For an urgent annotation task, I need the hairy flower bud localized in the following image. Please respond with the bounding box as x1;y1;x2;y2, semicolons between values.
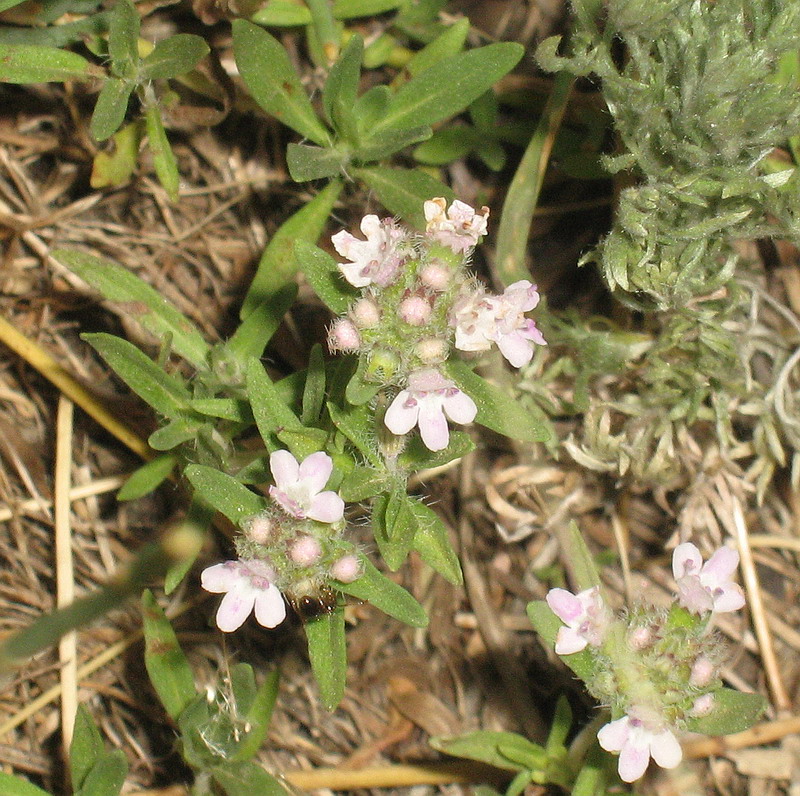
351;297;381;328
328;318;361;352
690;656;716;687
628;626;653;650
691;694;715;716
246;514;274;545
398;295;432;326
415;337;449;364
330;554;361;583
289;535;323;566
419;262;451;291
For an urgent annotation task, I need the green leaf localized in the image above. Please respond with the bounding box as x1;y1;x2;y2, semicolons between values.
184;464;268;525
70;705;104;790
212;761;290;795
251;0;313;26
353;84;390;135
148;418;201;450
189;398;251;422
686;688;767;736
444;359;553;443
398;429;474;470
118;454;177;500
54;249;210;369
164;499;214;595
430;731;538;772
403;17;469;78
322;34;362;141
326;400;381;467
338;465;390;501
0;772;52;796
233;20;331;146
91;120;143;188
107;0;139;75
90;77;135;141
230;668;280;761
142;590;197;720
354;125;432;162
373;42;524;133
409;500;462;585
242;180;343;317
74;750;127;796
140;34;209;79
82;332;190;418
0;43;95;82
345;356;381;405
332;0;403;18
294;240;357;314
337;554;428;627
286;143;345;181
227;283;298;364
304;604;347;710
413;126;475;165
526;601;595;681
301;344;326;424
0;0;29;12
562;520;602;592
379;487;416;568
355;166;453;229
144;104;180;202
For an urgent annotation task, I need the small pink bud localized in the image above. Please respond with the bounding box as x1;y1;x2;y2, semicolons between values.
330;554;361;583
691;694;715;716
415;337;449;364
289;535;323;566
419;262;451;291
247;515;274;545
328;319;361;352
628;626;652;650
690;657;716;687
398;295;432;326
351;297;381;328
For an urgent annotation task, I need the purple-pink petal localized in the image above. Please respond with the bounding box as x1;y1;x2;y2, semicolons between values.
618;737;650;783
442;390;477;425
554;627;588;655
672;542;702;579
418;398;449;451
497;332;534;368
546;588;583;623
216;587;256;632
385;391;419;435
270;449;299;489
253;586;286;628
650;729;682;769
298;450;334;494
308;491;345;523
712;585;746;613
597;717;629;752
702;546;740;582
201;562;241;593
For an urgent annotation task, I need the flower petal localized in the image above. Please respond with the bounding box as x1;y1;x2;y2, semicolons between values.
618;738;651;782
298;451;334;494
649;729;682;770
712;584;746;613
497;332;534;368
442;390;477;425
597;717;630;753
554;627;588;655
417;396;449;451
546;588;583;623
702;546;740;582
201;562;241;593
253;585;287;629
215;586;255;632
308;491;345;523
384;391;419;436
672;542;702;579
270;450;299;490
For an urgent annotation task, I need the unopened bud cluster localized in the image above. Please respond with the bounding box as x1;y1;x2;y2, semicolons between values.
329;198;546;451
546;543;746;782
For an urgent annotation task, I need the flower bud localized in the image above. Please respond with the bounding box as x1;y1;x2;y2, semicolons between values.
628;626;653;650
415;337;449;364
398;295;432;326
351;297;381;328
247;514;274;545
691;693;715;716
330;554;361;583
328;319;361;352
365;349;400;382
419;262;451;291
690;656;716;687
289;535;322;566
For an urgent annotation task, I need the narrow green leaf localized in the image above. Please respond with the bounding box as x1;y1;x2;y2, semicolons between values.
242;180;342;317
345;356;381;405
0;0;29;12
304;604;347;710
374;43;524;133
142;590;197;721
227;283;298;364
353;84;390;136
545;696;572;754
70;705;104;791
164;499;214;595
409;500;462;585
326;400;380;467
286;143;345;182
444;359;553;443
74;750;127;796
82;332;190;418
118;454;177;500
384;487;416;555
0;43;95;82
107;0;139;74
686;688;767;736
413;126;475;165
54;249;210;369
233;20;331;146
90;77;135;141
322;34;362;140
336;554;428;627
212;761;290;795
354;125;432;163
91;119;143;187
355;166;453;229
140;34;209;79
294;239;357;314
497;735;549;769
0;773;51;796
148;418;201;450
189;398;251;422
430;731;535;772
398;430;474;470
338;465;390;501
145;104;180;201
332;0;403;18
246;358;306;454
403;17;469;78
562;520;602;592
184;464;268;525
301;344;326;424
230;668;280;761
251;0;313;26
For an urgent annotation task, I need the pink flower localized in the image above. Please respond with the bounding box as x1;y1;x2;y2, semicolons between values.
672;543;745;615
597;713;682;782
332;215;404;288
453;281;546;368
201;559;286;632
269;450;344;523
545;586;609;654
423;197;489;254
384;368;477;451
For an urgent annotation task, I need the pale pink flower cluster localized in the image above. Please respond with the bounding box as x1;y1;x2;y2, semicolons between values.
453;280;546;368
545;586;609;654
423;197;489;253
672;542;745;615
268;450;344;523
384;368;477;452
332;215;405;288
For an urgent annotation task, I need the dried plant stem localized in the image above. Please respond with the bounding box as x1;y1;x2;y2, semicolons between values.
55;396;77;755
732;499;791;712
0;316;151;461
